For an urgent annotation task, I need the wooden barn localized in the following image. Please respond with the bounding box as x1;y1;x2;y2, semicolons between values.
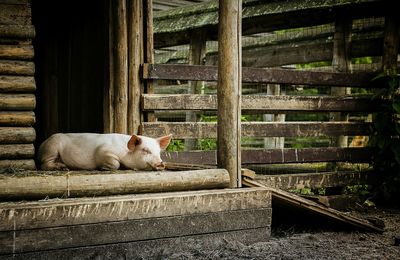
0;0;397;257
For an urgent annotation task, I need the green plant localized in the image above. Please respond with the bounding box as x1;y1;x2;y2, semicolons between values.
198;138;217;150
166;139;184;152
369;72;400;204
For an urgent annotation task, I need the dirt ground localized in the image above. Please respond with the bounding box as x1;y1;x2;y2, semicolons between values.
154;207;400;260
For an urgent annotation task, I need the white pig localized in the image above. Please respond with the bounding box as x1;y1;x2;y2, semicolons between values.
38;133;172;171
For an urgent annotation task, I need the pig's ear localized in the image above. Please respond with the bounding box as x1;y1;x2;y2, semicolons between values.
127;135;142;150
158;134;172;150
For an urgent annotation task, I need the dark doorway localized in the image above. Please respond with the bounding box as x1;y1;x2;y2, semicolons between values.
32;0;108;144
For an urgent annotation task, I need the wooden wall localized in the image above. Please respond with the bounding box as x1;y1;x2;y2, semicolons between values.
32;0;107;144
0;0;36;170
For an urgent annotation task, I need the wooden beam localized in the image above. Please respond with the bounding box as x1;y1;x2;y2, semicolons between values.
0;45;33;60
0;111;35;126
161;147;373;165
0;93;35;110
0;169;230;200
142;63;375;87
142;121;372;139
0;76;35;92
0;159;35;170
255;171;378;190
0;188;271;231
382;14;400;73
0;60;34;75
142;94;387;112
0;24;35;38
0;144;34;159
0;127;35;143
112;0;128;133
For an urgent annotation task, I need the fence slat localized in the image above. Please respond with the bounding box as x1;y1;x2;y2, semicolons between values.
142;122;372;139
142;64;375;87
161;147;373;165
142;94;386;112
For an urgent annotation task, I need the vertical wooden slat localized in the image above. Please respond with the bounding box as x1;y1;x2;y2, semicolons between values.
217;0;242;188
104;0;114;133
143;0;156;124
382;15;399;74
112;0;128;134
127;0;143;135
331;17;352;148
185;29;207;151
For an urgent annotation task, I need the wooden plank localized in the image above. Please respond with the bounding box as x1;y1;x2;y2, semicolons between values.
0;93;35;110
0;111;35;126
382;15;399;73
161;147;373;165
0;159;35;170
142;64;374;87
0;45;33;60
0;188;271;231
112;0;128;133
0;144;34;159
0;75;35;92
0;25;35;38
142;94;387;112
0;169;230;200
0;60;34;75
255;171;378;190
0;3;31;25
142;122;372;138
0;127;35;143
243;179;383;233
7;227;270;259
0;208;271;255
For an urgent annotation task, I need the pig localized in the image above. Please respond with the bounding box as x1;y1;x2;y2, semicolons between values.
38;133;172;171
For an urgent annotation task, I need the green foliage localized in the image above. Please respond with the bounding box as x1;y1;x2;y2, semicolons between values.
288;187;325;196
198;138;217;150
369;73;400;204
166;139;184;152
344;185;372;197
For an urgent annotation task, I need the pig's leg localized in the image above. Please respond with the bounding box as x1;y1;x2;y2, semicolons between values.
95;145;121;170
40;151;69;170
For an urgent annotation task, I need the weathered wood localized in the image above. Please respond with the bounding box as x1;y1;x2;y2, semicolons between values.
0;2;31;25
153;0;384;48
0;188;271;231
255;171;378;190
0;75;35;92
0;111;35;126
112;0;128;133
382;14;400;73
0;25;35;38
0;45;33;60
0;169;230;200
127;0;143;134
0;93;35;110
0;208;271;255
215;0;242;187
0;159;35;170
0;60;34;75
6;227;270;259
243;179;383;233
142;64;375;87
161;147;373;165
0;144;34;159
142;122;372;139
142;94;387;112
104;0;114;133
0;127;35;143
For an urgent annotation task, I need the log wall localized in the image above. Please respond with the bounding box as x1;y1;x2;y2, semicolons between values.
0;0;36;170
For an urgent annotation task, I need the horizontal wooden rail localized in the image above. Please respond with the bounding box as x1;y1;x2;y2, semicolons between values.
0;127;35;144
0;75;36;92
0;45;34;60
161;147;373;165
0;111;35;126
0;144;34;159
0;60;34;75
142;94;386;112
142;122;372;139
142;63;375;87
0;24;35;39
0;93;35;110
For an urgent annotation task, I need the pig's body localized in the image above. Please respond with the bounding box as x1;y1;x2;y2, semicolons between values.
38;133;171;171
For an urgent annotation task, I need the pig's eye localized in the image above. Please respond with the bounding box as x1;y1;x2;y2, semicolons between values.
142;148;151;154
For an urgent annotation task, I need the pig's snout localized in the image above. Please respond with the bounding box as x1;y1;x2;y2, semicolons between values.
154;161;165;171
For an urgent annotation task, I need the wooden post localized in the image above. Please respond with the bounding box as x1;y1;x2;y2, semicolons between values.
331;17;352;148
185;29;207;151
217;0;242;188
112;0;128;134
127;0;143;135
143;0;156;125
104;0;114;133
382;15;399;74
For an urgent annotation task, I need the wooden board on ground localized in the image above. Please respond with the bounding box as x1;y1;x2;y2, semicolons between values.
242;176;383;233
0;188;272;256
